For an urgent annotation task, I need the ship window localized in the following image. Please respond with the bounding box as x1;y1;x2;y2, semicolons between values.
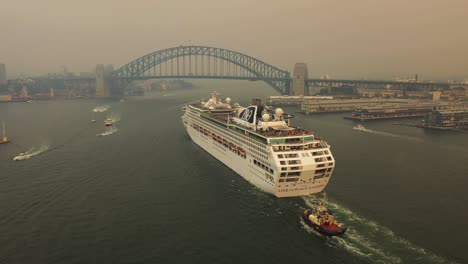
324;150;329;154
317;164;325;168
314;175;324;180
281;167;287;171
327;168;333;172
328;163;333;166
280;161;286;165
279;179;285;182
280;173;287;177
315;169;327;174
287;172;301;177
327;156;332;161
286;178;298;182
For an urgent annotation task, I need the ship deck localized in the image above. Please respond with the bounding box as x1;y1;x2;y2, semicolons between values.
190;105;316;143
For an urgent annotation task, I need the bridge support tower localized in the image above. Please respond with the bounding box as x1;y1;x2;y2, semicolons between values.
292;63;308;95
96;64;114;97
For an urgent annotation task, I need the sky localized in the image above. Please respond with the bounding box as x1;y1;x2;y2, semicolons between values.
1;0;467;80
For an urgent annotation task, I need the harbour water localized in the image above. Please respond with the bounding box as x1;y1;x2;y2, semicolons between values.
0;81;467;264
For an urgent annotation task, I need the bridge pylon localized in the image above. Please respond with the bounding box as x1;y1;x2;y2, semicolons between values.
96;64;114;97
292;63;308;95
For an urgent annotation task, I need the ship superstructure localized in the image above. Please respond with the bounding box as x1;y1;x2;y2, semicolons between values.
182;92;336;197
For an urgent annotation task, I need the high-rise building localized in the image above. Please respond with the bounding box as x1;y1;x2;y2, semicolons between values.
0;63;6;86
292;63;308;95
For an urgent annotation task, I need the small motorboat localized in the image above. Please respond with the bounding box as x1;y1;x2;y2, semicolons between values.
353;124;366;131
13;152;29;161
104;118;113;126
302;203;347;237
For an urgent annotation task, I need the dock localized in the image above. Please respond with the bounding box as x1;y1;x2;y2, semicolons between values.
301;98;414;114
344;104;438;121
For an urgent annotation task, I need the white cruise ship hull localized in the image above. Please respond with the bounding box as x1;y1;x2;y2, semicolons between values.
182;106;335;198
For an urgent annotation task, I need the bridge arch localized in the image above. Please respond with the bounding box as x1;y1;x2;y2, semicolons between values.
112;46;291;94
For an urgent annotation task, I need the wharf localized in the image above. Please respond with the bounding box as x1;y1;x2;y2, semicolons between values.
301;98;415;114
343;102;453;121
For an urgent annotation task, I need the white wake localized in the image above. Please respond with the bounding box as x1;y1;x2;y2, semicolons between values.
14;143;50;161
302;195;456;264
96;126;118;137
354;127;423;142
107;112;121;123
92;105;111;113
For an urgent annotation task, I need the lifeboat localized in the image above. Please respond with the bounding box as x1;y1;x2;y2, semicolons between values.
302;204;346;237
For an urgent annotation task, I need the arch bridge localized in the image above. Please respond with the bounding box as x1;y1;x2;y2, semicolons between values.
111;46;291;94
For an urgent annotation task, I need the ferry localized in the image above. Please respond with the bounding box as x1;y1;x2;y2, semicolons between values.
104;118;113;126
182;92;336;198
0;121;9;144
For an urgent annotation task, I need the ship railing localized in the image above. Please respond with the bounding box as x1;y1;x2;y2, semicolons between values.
271;143;329;152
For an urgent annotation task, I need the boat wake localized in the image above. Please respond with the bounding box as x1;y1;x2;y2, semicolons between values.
93;105;111;113
14;143;50;161
355;127;423;142
97;126;118;137
107;112;121;123
302;195;456;264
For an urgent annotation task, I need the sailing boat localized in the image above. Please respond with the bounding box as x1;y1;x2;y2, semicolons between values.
0;121;9;144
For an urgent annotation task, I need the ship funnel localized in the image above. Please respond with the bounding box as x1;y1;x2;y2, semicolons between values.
251;98;262;106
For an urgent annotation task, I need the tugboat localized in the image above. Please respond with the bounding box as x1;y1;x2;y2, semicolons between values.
302;199;347;236
353;124;366;131
0;121;9;144
104;118;113;126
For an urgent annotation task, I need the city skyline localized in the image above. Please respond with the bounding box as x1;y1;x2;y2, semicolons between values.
1;0;467;80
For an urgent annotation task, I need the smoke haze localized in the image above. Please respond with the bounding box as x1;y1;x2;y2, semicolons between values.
1;0;467;80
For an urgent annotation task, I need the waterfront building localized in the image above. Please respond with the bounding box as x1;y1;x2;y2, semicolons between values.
301;98;409;114
267;95;333;106
421;107;468;130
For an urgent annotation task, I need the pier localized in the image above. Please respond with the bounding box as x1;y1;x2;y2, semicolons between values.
344;103;444;121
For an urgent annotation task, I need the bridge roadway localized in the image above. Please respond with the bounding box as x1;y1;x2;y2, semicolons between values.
5;45;467;95
116;76;465;90
9;76;467;95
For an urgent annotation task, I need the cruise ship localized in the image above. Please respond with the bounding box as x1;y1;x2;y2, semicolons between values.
182;92;336;198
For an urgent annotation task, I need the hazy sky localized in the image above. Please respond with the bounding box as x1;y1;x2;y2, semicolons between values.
1;0;467;80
